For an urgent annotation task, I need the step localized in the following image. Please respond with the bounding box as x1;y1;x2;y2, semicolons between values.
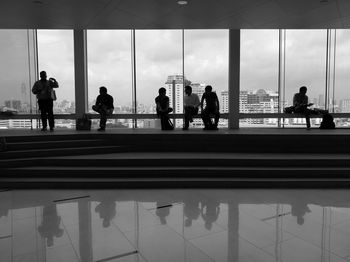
0;146;126;159
6;139;109;151
2;153;350;168
3;166;350;177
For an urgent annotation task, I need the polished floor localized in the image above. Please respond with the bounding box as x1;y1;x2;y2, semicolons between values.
1;189;350;262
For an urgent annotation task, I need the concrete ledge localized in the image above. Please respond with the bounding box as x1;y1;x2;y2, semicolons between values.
1;112;350;120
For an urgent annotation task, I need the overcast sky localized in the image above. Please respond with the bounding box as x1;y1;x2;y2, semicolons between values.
1;29;350;108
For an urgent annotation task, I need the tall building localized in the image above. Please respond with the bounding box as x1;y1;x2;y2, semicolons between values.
165;75;191;114
340;99;350;113
4;100;21;111
221;90;228;113
318;94;325;108
165;75;191;126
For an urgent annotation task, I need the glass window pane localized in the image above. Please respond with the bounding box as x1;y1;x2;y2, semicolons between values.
37;30;75;117
87;30;133;129
240;30;279;127
135;30;182;128
0;30;36;122
283;30;327;128
334;30;350;116
184;30;229;129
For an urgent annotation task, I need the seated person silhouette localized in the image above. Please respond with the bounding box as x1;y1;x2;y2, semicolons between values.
201;85;220;130
92;86;114;131
183;85;200;130
155;87;174;130
293;86;319;130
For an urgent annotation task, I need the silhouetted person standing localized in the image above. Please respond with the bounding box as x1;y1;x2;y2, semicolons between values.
32;71;59;131
201;85;220;130
92;86;114;131
183;85;200;130
155;87;173;130
293;86;316;130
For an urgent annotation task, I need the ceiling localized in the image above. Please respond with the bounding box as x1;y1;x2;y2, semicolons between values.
1;0;350;29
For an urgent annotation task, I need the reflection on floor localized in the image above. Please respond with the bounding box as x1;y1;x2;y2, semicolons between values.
1;189;350;262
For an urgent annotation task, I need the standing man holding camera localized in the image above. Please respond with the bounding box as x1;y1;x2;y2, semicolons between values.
32;71;59;132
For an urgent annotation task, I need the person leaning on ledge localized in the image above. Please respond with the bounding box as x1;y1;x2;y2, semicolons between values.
183;85;200;130
92;86;114;131
201;85;220;130
155;87;174;130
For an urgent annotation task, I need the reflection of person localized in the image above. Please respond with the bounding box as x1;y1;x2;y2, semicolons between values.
201;200;220;230
0;198;10;218
155;202;171;225
291;201;311;225
92;86;114;131
183;85;200;130
38;205;64;247
184;198;200;227
95;200;117;228
32;71;59;131
155;87;174;130
201;85;220;130
293;86;318;130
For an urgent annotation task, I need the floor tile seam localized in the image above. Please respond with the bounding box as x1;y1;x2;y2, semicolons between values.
276;228;350;259
60;218;83;262
236;233;278;259
188;230;274;261
107;200;152;261
11;242;81;262
168;222;228;241
235;226;295;249
258;235;299;250
125;219;215;262
331;218;350;228
108;222;149;262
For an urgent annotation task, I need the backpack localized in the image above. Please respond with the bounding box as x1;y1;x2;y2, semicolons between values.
319;113;335;129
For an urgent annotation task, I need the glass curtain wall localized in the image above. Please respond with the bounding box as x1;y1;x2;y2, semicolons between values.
37;30;75;114
87;30;133;129
37;30;75;129
135;30;182;128
184;30;229;128
283;30;327;128
5;29;350;129
0;30;37;129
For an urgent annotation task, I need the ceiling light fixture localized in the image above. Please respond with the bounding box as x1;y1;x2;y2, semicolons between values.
177;0;188;5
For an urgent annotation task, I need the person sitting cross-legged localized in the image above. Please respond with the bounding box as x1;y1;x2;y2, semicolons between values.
293;86;321;130
92;86;114;131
